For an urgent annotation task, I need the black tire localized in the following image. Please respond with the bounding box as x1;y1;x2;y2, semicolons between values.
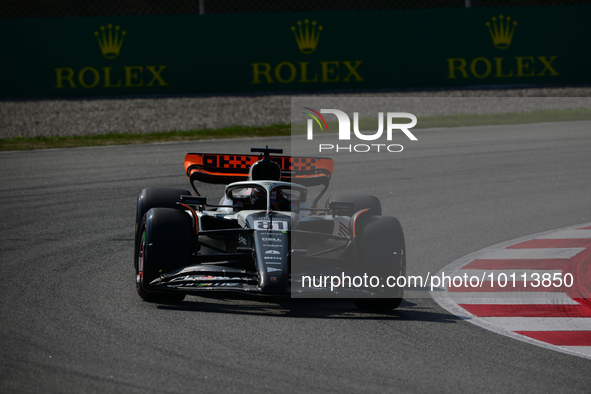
135;187;192;235
135;207;194;303
352;215;405;311
327;194;382;216
134;187;192;265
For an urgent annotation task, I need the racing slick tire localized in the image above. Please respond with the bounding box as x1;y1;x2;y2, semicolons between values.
135;187;192;235
135;187;192;263
327;194;382;216
352;215;405;311
135;207;194;303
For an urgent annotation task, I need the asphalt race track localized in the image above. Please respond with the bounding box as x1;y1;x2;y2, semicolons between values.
1;121;590;393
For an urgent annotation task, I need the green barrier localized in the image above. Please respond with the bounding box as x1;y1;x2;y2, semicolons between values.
1;6;589;98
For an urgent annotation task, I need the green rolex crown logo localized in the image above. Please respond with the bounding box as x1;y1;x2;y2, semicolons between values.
291;20;323;54
94;24;126;59
486;15;517;50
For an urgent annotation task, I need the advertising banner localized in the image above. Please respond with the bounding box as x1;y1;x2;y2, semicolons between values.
1;6;589;98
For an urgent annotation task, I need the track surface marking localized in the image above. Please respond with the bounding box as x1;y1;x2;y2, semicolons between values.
433;223;591;359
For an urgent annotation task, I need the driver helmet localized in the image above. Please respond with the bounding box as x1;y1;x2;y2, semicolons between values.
270;189;292;211
249;188;267;210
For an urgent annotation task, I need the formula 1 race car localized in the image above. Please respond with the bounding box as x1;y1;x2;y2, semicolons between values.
134;147;406;310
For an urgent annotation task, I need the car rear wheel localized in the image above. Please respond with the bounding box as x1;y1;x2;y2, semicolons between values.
352;215;405;311
135;207;194;303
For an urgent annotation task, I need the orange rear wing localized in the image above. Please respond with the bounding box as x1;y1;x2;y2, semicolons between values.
184;153;334;190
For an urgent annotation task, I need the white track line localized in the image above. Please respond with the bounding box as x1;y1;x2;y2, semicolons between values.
475;248;584;260
538;229;591;239
562;346;591;356
447;292;578;305
481;317;591;331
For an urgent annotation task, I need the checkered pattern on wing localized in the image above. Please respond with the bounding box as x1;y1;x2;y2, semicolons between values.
292;157;317;171
228;156;253;169
222;155;254;169
283;157;294;171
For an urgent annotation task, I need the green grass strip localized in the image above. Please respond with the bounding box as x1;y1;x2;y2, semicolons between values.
0;124;291;151
1;108;590;151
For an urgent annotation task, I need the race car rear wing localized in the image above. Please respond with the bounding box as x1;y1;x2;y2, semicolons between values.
184;153;334;191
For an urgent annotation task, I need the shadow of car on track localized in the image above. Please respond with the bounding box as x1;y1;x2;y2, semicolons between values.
152;297;462;323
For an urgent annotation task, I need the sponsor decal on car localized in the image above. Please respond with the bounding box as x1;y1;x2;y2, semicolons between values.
265;250;281;255
170;282;240;287
168;275;242;283
254;220;288;230
338;222;349;237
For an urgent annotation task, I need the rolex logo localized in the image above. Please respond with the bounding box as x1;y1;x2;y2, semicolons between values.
486;15;517;50
291;20;323;54
94;24;126;59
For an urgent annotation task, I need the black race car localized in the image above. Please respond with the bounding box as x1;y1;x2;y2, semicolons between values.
134;147;406;310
